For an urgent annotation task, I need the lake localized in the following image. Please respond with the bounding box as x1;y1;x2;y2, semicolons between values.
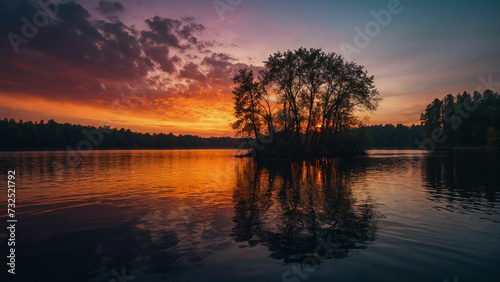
0;149;499;281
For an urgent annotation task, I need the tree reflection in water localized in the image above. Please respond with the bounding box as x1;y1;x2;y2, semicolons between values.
422;151;500;215
232;158;377;264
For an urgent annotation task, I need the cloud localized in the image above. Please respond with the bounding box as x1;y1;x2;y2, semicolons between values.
0;1;255;136
143;45;179;73
179;22;205;39
179;62;207;82
2;2;151;83
201;52;256;88
95;0;124;15
141;16;183;48
0;2;217;97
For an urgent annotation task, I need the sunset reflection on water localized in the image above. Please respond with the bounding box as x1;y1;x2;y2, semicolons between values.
0;149;498;281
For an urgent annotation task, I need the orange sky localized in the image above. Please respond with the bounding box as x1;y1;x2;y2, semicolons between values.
1;0;498;137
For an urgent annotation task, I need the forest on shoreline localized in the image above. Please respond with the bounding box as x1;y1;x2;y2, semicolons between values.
0;117;422;151
1;92;498;152
0;118;240;150
3;46;497;153
228;48;499;158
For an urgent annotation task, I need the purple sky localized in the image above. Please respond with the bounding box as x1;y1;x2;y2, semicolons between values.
1;0;499;136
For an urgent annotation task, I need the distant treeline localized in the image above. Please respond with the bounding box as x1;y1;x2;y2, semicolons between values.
1;89;498;151
356;90;500;149
0;117;422;151
0;118;241;150
419;90;500;148
356;124;423;148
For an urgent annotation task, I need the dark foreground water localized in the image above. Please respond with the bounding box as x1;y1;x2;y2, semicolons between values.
0;149;499;282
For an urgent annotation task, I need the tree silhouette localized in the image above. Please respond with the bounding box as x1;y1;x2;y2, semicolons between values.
231;48;381;158
419;90;500;148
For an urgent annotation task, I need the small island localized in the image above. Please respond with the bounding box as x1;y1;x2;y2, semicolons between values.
231;48;381;159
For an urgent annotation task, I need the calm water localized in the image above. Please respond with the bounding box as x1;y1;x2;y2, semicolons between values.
0;149;499;281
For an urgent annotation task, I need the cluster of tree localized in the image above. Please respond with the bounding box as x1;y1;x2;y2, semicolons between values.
0;118;240;150
419;90;500;148
231;48;381;158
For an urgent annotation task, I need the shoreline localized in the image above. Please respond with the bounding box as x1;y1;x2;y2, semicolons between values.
367;147;500;151
0;147;239;152
2;147;498;153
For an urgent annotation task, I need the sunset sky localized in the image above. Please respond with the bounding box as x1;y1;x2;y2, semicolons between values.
1;0;499;137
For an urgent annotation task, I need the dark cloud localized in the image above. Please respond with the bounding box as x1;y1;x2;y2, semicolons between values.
0;0;254;119
1;1;150;86
180;16;194;23
139;16;207;73
179;62;206;82
140;16;208;51
141;16;183;48
194;39;223;52
201;53;259;89
96;0;124;14
179;22;205;39
143;45;179;73
202;53;236;69
0;1;214;100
